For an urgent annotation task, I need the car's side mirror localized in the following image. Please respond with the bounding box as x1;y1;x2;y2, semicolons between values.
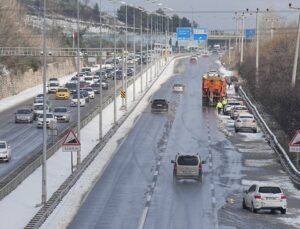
171;160;175;163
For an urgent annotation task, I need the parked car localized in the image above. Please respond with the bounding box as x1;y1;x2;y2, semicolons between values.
70;94;86;107
83;87;95;99
55;88;70;100
171;154;205;182
47;82;59;94
37;113;57;129
224;99;243;115
172;83;185;93
15;108;34;123
53;106;70;122
0;141;11;162
243;183;287;214
234;112;258;133
230;105;248;119
151;99;169;112
80;90;90;103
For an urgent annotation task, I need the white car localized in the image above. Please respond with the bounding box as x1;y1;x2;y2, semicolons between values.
70;94;86;107
230;105;248;119
48;77;59;86
224;99;243;115
84;76;94;85
33;103;50;119
0;141;11;162
243;183;287;214
172;84;184;93
234;112;258;133
37;113;57;129
47;82;59;94
83;87;95;99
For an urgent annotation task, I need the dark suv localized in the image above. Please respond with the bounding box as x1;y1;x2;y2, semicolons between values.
151;99;169;112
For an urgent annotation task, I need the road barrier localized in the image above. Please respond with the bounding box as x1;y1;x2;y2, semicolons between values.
239;87;300;185
24;54;183;228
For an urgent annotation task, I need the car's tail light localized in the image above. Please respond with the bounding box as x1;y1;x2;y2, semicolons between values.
252;120;256;123
254;194;261;199
281;194;287;200
199;164;202;171
237;119;241;122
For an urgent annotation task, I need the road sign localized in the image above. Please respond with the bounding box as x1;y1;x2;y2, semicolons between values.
289;130;300;152
120;90;126;98
245;29;256;40
62;129;81;152
176;28;191;40
193;28;208;41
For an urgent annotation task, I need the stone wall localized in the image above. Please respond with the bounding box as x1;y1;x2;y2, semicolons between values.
0;58;76;99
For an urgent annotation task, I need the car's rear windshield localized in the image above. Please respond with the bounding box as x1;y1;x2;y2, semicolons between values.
240;115;253;119
57;89;68;92
49;83;59;86
174;84;183;87
34;105;43;110
177;156;199;166
17;109;31;114
54;108;67;113
0;143;6;148
228;101;240;105
84;77;93;80
259;186;281;194
153;99;167;104
46;114;54;118
235;107;247;110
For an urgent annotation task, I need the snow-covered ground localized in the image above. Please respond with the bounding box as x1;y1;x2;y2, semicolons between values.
0;57;178;228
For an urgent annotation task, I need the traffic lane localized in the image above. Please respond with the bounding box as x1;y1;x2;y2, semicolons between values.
144;59;221;229
216;112;300;228
0;79;121;179
69;59;184;229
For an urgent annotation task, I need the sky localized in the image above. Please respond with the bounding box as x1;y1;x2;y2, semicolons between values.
90;0;299;31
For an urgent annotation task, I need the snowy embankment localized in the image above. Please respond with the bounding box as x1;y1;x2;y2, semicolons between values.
0;57;181;228
0;65;99;113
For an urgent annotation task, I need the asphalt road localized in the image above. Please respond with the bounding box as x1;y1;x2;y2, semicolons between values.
69;56;300;229
0;62;143;180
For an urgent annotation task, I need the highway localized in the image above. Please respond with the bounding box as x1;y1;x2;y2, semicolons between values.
0;63;142;181
68;56;300;229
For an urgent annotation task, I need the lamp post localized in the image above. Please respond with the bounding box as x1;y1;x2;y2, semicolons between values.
289;3;300;88
99;0;103;140
41;0;47;205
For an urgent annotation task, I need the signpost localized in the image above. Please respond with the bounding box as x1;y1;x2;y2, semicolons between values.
192;28;208;41
62;129;81;173
245;29;256;40
176;28;191;40
289;130;300;168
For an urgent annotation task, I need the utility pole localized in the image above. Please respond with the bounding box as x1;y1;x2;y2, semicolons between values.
240;12;245;63
113;1;117;124
41;0;47;205
125;2;128;109
133;6;136;101
140;7;143;93
99;0;103;141
255;8;260;86
289;3;300;88
76;0;81;166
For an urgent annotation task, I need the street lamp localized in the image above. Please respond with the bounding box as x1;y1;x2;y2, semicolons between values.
289;3;300;88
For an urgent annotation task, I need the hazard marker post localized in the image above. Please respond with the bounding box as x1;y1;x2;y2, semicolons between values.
289;130;300;168
62;129;81;173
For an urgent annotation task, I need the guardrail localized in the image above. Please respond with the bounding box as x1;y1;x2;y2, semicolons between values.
239;87;300;185
0;57;165;201
25;55;183;228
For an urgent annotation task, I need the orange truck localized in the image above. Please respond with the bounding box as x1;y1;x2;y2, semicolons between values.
202;71;227;106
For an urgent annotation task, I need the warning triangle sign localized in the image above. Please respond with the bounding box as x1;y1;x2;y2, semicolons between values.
63;129;81;146
289;130;300;146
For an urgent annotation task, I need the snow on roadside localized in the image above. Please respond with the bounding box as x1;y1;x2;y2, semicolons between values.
40;57;181;229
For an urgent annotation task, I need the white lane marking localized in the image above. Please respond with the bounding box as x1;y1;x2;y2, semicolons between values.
137;207;149;229
147;195;152;202
154;170;159;176
212;197;216;205
157;161;161;166
211;184;215;191
151;182;155;189
209;162;213;168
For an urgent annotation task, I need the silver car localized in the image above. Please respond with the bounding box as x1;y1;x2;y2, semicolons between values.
0;141;11;162
171;154;205;182
15;108;34;123
53;107;70;122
